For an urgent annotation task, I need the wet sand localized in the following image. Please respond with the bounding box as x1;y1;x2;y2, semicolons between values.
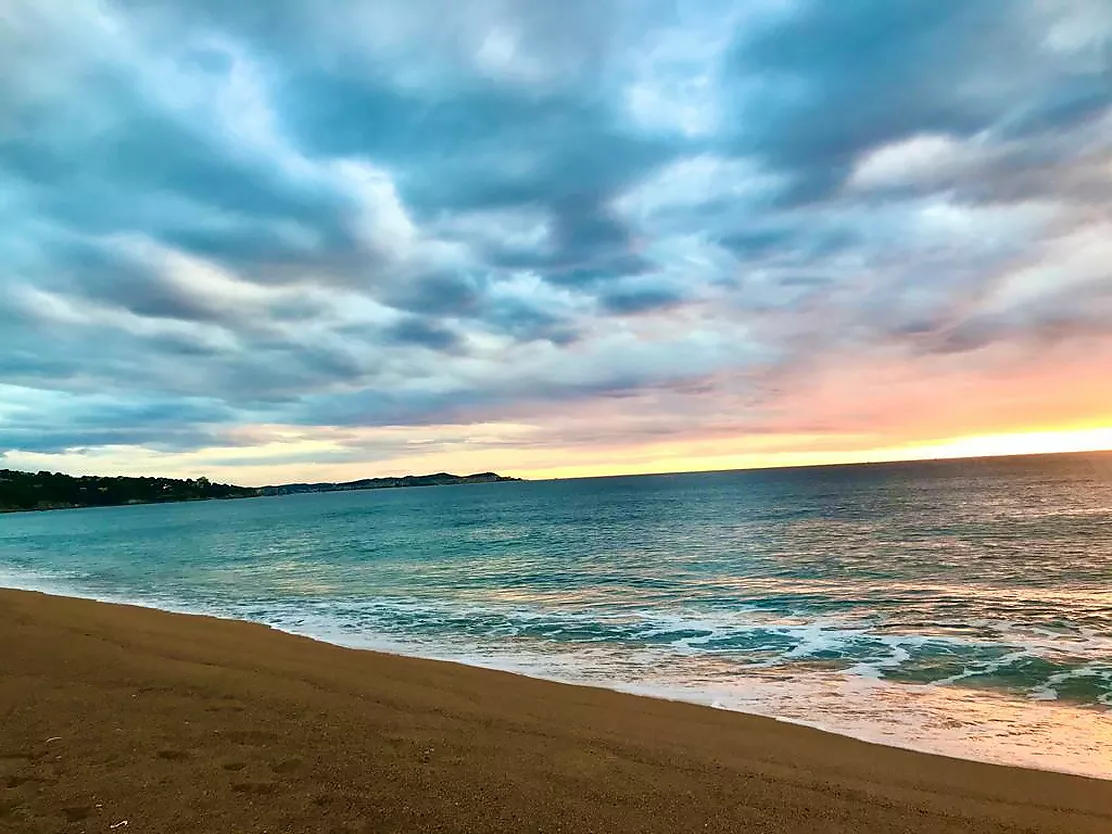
1;589;1109;833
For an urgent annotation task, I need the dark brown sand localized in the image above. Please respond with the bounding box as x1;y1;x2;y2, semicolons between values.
1;590;1109;833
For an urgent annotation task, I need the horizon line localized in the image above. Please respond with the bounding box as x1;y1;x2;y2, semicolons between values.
9;443;1110;489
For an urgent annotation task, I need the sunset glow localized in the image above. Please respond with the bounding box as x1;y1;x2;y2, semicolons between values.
2;1;1110;483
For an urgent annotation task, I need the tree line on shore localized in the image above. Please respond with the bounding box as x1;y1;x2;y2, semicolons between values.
0;469;255;511
0;468;520;512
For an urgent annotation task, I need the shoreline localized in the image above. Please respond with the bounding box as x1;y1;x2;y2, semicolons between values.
0;478;521;515
0;471;521;515
1;588;1110;833
3;581;1109;783
0;494;260;515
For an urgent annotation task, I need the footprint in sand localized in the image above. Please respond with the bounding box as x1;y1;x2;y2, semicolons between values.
0;751;37;761
223;730;280;745
62;805;92;822
270;757;302;774
0;796;23;820
231;781;279;795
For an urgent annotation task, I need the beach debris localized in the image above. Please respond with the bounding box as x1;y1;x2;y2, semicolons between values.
109;821;129;829
45;736;62;743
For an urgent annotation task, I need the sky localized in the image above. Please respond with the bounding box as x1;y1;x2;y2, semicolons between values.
1;0;1111;484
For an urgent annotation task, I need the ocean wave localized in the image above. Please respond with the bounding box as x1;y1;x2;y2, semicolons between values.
2;460;1110;779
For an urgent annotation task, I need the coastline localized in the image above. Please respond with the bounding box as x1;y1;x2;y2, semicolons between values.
0;469;519;514
1;589;1109;833
0;494;259;515
6;576;1108;782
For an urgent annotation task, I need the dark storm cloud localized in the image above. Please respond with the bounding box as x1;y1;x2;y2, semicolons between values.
383;271;485;317
3;74;350;245
599;286;687;316
481;300;581;346
383;316;463;352
0;396;235;454
1;0;1110;459
727;0;1111;201
41;238;228;325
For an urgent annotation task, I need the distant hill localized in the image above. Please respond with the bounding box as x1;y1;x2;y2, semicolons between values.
0;469;254;512
0;468;521;512
258;471;520;496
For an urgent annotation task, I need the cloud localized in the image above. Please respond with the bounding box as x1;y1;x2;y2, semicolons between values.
1;0;1110;475
598;283;688;316
383;316;464;351
727;0;1112;194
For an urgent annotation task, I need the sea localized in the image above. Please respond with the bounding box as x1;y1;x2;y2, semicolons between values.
2;452;1111;779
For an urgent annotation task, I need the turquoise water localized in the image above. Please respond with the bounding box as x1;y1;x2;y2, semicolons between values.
3;453;1111;777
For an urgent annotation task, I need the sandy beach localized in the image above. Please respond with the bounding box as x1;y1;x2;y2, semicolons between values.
0;589;1109;833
